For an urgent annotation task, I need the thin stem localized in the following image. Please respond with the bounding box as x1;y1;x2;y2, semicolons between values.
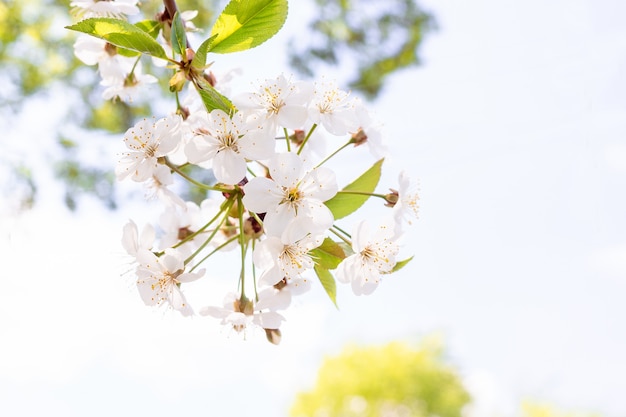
164;159;230;192
252;238;259;302
297;124;317;155
315;138;354;169
331;224;352;241
188;233;240;273
284;127;291;152
184;197;235;266
237;193;247;299
336;190;388;199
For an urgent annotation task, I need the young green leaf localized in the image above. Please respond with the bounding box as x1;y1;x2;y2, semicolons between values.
314;265;338;308
170;11;187;56
310;238;346;270
325;159;384;219
194;76;234;113
66;18;167;59
389;256;414;273
208;0;288;54
134;20;161;39
191;34;218;69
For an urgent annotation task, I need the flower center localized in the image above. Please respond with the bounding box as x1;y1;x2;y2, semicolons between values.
219;133;239;153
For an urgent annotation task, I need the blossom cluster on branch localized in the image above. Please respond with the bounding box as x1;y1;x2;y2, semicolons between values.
67;0;419;344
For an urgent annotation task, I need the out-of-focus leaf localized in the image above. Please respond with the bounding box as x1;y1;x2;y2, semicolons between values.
208;0;288;53
66;18;167;59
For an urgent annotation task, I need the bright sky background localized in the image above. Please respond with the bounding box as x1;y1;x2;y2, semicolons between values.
2;0;626;416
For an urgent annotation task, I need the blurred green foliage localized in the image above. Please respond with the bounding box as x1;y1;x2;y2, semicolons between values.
290;338;606;417
0;0;433;211
289;0;434;98
290;338;470;417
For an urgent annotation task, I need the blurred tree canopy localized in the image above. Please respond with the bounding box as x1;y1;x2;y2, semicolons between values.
290;338;471;417
0;0;434;211
290;338;605;417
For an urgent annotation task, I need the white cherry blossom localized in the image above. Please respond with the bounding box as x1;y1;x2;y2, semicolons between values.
101;63;158;102
242;152;338;234
185;109;274;185
144;164;186;208
308;80;360;135
352;103;388;159
392;171;420;230
116;115;182;182
232;74;312;133
336;220;400;295
121;220;155;258
253;217;324;287
200;292;284;334
135;249;205;316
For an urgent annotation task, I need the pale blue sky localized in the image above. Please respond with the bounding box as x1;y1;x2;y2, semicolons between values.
1;0;625;416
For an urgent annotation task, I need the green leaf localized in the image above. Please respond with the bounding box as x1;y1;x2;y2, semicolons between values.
310;238;346;270
208;0;288;54
170;11;187;56
134;20;161;39
66;18;167;59
191;34;218;69
390;256;414;273
325;159;384;219
314;265;338;308
194;76;234;113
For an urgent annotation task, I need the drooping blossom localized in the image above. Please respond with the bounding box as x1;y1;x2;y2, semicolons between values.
200;292;284;336
101;62;158;102
135;248;205;316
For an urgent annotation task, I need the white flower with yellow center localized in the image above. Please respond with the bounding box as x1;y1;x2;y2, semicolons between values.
308;80;360;135
135;249;205;316
185;109;274;185
336;220;400;295
233;74;312;133
253;217;324;287
242;152;337;234
116;115;182;182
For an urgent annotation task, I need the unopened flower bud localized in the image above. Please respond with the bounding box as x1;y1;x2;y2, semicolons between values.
264;328;281;345
169;71;187;92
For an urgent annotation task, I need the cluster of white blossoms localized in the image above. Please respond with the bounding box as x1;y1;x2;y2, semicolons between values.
69;0;420;344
